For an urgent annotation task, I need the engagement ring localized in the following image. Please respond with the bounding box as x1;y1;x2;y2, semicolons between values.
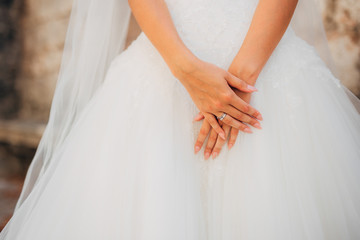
218;113;227;121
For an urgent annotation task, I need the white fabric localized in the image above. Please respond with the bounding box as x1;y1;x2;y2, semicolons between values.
1;0;360;239
13;0;131;209
291;0;337;73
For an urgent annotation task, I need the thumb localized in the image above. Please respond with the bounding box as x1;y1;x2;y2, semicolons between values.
226;73;258;93
193;112;205;122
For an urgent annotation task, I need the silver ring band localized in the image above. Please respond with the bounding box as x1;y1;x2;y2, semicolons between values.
217;112;227;121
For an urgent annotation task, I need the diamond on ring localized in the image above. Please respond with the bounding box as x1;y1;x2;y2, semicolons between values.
218;113;227;121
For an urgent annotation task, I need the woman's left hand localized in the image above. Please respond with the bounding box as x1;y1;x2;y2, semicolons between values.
194;91;253;159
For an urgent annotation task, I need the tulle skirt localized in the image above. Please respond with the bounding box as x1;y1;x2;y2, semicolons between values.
1;30;360;239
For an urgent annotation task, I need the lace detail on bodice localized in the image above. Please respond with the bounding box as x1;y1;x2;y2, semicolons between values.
163;0;259;68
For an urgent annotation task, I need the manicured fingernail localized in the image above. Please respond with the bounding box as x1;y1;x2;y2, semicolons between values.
257;113;263;121
247;85;258;91
195;146;200;153
205;152;210;160
244;127;253;133
220;132;226;140
228;143;234;149
212;152;218;159
254;123;262;129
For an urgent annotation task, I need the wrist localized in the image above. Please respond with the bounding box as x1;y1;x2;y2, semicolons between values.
228;60;261;86
167;49;201;80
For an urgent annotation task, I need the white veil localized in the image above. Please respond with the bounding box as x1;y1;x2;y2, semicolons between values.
14;0;131;209
291;0;360;112
13;0;359;212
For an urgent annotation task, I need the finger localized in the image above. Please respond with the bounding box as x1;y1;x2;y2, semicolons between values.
194;120;211;154
204;128;219;160
230;95;263;121
228;127;239;149
225;73;258;93
220;113;252;133
193;112;205;122
224;106;262;129
203;113;226;140
211;124;231;159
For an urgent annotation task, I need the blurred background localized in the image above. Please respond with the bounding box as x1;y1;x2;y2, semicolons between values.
0;0;359;231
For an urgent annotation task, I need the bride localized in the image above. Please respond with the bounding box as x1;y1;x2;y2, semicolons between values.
1;0;360;239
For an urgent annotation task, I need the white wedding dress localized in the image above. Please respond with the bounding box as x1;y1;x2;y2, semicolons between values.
1;0;360;239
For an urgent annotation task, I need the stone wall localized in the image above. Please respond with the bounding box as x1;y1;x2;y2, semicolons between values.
17;0;73;122
0;0;23;119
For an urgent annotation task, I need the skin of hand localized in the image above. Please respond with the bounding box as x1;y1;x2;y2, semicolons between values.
194;0;298;158
128;0;263;139
194;90;251;159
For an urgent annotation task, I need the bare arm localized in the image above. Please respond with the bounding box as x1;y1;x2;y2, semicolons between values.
229;0;298;85
129;0;263;139
128;0;194;75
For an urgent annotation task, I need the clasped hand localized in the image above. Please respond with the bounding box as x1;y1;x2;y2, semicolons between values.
172;59;262;159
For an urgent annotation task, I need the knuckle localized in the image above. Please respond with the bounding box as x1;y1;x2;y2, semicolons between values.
222;91;233;103
213;100;223;109
208;104;214;112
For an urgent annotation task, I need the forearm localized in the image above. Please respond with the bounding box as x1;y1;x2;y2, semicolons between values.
128;0;198;76
229;0;298;85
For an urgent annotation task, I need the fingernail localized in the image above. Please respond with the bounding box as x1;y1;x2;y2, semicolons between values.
220;132;226;140
195;146;200;153
205;152;210;160
212;152;218;159
257;113;263;121
254;123;262;129
228;143;233;149
244;127;253;133
247;85;258;91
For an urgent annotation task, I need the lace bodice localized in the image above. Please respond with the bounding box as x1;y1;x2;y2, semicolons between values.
164;0;259;68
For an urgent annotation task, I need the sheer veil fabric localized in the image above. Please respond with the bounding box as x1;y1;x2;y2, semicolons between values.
14;0;131;209
291;0;360;112
10;0;360;227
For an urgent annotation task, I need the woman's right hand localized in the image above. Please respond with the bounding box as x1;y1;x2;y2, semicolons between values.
171;57;262;139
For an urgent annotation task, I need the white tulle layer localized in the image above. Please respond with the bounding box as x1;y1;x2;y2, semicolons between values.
1;23;360;240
